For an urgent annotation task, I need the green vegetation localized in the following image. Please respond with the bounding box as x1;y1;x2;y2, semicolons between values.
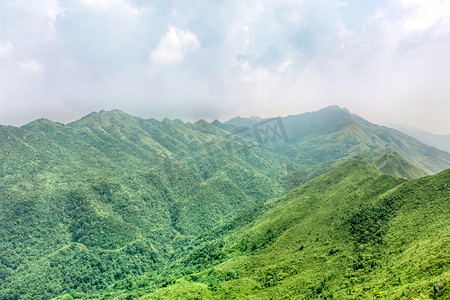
353;148;428;179
231;106;450;175
0;107;449;299
0;110;286;299
130;161;450;300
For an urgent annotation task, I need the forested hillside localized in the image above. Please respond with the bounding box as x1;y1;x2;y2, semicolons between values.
98;161;450;299
0;110;287;299
226;106;450;175
352;149;428;179
0;107;448;299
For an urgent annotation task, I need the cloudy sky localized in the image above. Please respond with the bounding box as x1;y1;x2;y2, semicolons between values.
0;0;449;134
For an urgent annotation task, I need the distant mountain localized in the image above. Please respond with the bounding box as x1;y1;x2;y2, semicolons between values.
270;106;450;175
218;105;449;190
383;122;450;153
224;115;264;127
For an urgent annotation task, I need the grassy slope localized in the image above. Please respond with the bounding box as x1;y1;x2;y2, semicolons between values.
352;148;428;179
136;160;449;299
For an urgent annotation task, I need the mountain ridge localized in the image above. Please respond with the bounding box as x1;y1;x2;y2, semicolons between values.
93;160;449;299
383;121;450;152
1;106;449;299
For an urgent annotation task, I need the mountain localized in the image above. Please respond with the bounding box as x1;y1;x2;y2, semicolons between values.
115;160;449;299
0;107;449;299
352;148;428;179
223;116;264;127
383;122;450;153
0;110;288;299
220;106;449;190
263;106;450;175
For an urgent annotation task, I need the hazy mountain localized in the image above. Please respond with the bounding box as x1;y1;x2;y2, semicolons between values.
223;115;265;127
217;106;449;190
263;106;450;175
383;122;450;153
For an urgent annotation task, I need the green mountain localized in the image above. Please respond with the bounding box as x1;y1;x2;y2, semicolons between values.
352;148;428;179
277;106;450;175
119;160;449;299
227;106;449;190
0;110;287;299
223;116;264;127
0;107;448;299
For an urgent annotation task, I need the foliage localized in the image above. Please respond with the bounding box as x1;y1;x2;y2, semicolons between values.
131;162;449;299
0;108;449;299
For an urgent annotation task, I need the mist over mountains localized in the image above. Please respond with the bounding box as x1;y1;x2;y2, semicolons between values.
383;122;450;153
0;106;449;299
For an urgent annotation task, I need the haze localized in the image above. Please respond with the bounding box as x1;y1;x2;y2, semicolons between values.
0;0;449;134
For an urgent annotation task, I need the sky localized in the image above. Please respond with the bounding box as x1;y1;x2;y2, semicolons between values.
0;0;449;134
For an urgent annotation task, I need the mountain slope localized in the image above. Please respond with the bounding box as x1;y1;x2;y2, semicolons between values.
1;107;448;299
231;106;450;175
223;116;264;127
0;110;288;299
383;122;450;153
219;106;448;191
134;161;449;299
352;148;428;179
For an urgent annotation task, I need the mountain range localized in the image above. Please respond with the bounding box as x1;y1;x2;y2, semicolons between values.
383;122;450;153
0;106;448;299
224;106;450;175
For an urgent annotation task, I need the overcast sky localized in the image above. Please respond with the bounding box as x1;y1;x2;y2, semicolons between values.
0;0;449;134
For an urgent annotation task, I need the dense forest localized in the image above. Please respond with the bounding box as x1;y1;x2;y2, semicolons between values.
0;106;449;299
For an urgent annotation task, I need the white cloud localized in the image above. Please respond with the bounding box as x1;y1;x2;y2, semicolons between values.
0;40;14;58
398;0;450;31
0;0;449;134
79;0;139;15
151;25;200;65
19;59;45;73
80;0;109;8
277;58;293;72
4;0;66;40
41;0;65;38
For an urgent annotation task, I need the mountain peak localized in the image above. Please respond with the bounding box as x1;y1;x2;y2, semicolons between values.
224;116;261;127
322;104;342;110
211;119;222;126
21;118;63;130
101;109;132;118
72;109;135;125
194;119;211;126
319;105;351;114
